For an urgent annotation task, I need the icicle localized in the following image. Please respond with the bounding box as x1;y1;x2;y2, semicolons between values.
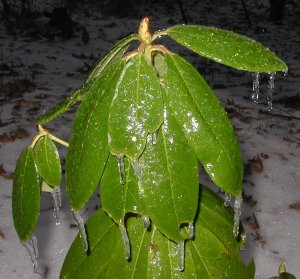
119;220;130;260
54;186;62;208
283;69;288;77
51;190;61;225
267;72;276;111
177;241;185;272
22;235;39;271
116;156;126;185
151;131;157;145
251;72;260;103
143;216;151;229
72;210;88;252
224;193;232;207
233;196;243;238
187;222;194;239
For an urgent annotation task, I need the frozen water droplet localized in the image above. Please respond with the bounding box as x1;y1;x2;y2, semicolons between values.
251;72;260;103
178;241;185;272
119;220;130;260
116;156;126;185
283;69;288;77
224;193;231;207
188;222;194;239
143;216;151;229
151;131;157;145
267;72;276;111
51;191;60;225
22;235;39;271
233;196;243;238
72;210;88;252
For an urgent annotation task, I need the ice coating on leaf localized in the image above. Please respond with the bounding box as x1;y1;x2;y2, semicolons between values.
224;192;232;207
108;54;163;161
22;235;39;271
167;25;287;73
71;210;88;252
116;155;126;184
267;72;276;111
178;241;185;271
233;196;243;237
119;220;131;260
163;53;243;196
251;72;260;103
132;160;141;182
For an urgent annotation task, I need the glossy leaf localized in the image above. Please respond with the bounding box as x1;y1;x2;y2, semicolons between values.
66;60;125;210
35;82;92;124
34;135;61;186
86;33;138;83
163;53;243;196
60;185;254;278
101;155;145;223
12;147;40;241
167;25;287;73
60;209;119;279
108;54;163;161
139;105;199;242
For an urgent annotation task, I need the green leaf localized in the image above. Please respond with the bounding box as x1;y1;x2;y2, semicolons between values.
101;155;145;223
86;33;138;83
61;185;254;278
35;82;92;124
108;54;163;161
167;25;287;73
278;273;297;279
12;147;40;241
34;135;61;186
139;105;199;242
163;53;243;196
60;209;120;279
66;60;125;210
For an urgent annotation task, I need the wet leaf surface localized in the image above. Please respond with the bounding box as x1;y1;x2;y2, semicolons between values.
167;25;287;73
139;106;199;242
108;54;163;161
12;147;40;241
66;60;125;210
60;186;254;279
34;135;61;186
163;53;243;196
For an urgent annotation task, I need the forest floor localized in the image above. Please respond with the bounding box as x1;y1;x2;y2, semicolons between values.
0;0;299;278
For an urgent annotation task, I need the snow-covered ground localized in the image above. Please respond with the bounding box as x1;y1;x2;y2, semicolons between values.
0;0;299;278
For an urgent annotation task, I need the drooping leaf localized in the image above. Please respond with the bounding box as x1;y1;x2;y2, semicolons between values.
86;33;138;83
108;54;163;161
60;209;120;279
12;147;40;241
167;25;287;73
66;60;125;210
36;34;137;124
34;135;61;186
101;154;145;223
163;53;243;196
61;185;254;278
35;82;92;124
139;105;199;242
